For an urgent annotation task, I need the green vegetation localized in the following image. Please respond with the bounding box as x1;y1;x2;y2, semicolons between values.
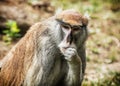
51;0;103;15
2;20;20;44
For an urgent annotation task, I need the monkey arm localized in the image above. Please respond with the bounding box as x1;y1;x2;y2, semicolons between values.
77;45;86;80
61;47;82;86
65;56;82;86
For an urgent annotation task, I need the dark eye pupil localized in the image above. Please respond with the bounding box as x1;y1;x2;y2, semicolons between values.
74;27;79;30
73;26;81;31
73;25;84;31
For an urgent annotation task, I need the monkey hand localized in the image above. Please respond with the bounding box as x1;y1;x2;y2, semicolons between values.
62;48;81;63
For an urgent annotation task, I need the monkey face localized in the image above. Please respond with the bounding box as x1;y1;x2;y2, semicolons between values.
58;20;87;52
56;10;88;52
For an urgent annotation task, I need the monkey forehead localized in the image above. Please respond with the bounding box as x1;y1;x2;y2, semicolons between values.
56;10;83;26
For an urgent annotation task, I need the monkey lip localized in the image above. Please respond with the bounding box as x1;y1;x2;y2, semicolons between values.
59;47;66;54
58;44;74;54
58;42;70;48
58;42;76;54
58;43;68;53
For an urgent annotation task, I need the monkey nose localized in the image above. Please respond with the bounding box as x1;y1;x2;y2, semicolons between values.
66;30;73;44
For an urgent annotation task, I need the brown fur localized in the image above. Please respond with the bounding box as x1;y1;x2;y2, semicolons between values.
56;10;88;26
0;22;46;86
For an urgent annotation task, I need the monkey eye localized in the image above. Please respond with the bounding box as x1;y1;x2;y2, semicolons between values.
73;25;84;31
73;26;81;31
73;27;80;31
62;25;69;30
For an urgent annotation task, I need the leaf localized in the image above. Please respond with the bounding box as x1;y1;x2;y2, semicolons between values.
11;22;20;33
3;30;9;34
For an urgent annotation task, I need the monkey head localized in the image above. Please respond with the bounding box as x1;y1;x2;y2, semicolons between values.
56;9;89;53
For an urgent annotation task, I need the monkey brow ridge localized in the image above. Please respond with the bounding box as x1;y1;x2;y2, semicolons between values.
56;19;84;28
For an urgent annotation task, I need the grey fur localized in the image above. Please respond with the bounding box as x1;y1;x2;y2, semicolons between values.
24;17;88;86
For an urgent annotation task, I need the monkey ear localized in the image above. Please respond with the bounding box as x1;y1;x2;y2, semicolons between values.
82;12;90;26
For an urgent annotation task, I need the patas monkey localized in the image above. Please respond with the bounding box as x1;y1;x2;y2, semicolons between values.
0;9;88;86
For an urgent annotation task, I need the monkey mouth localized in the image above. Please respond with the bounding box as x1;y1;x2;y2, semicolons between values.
58;42;70;48
59;47;66;54
58;41;76;54
58;42;69;54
